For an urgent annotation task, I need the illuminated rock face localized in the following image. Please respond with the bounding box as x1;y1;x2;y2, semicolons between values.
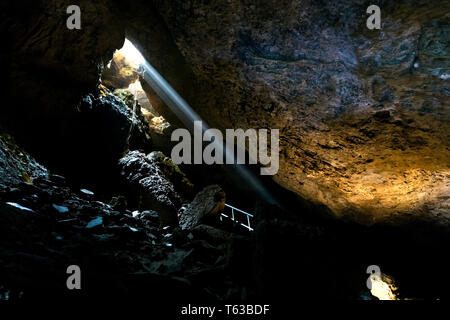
140;0;449;224
2;1;449;224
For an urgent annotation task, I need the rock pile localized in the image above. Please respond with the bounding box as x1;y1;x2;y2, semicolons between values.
0;137;246;302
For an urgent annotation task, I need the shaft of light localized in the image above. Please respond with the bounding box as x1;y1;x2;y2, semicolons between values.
125;39;276;204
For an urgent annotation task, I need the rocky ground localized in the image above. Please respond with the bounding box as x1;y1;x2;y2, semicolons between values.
1;131;449;304
0;132;252;303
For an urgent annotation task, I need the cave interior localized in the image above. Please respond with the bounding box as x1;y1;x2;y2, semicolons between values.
0;0;449;310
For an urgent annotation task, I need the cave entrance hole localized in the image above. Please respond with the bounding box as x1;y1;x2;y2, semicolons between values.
102;39;168;133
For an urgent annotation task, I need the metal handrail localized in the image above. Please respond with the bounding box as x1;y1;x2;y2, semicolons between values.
220;203;254;231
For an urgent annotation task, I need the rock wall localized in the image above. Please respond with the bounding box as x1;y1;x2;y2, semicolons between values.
1;0;448;224
142;0;449;224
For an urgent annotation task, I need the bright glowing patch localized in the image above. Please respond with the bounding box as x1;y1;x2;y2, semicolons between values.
370;275;397;300
118;39;146;67
127;80;144;97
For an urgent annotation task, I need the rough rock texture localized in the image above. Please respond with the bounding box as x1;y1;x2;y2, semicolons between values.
124;1;198;129
0;0;449;304
113;89;139;110
179;185;226;230
1;0;123;101
0;110;246;303
111;88;154;147
103;56;176;153
139;0;450;225
1;0;448;225
0;158;247;303
118;151;194;226
0;0;130;190
77;92;152;156
1;0;125;138
20;90;153;189
0;119;448;302
102;52;141;89
0;133;48;189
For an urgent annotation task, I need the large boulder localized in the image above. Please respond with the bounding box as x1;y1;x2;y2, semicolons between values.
118;151;194;227
179;185;226;230
76;92;152;156
28;91;153;188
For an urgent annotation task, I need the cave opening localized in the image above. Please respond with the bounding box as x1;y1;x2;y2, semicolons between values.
102;38;169;133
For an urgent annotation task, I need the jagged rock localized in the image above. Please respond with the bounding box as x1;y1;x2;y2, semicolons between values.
52;204;69;214
191;224;234;246
112;88;153;129
76;92;152;155
80;189;95;198
0;133;48;187
132;0;450;225
179;185;226;230
103;53;141;89
145;248;193;274
86;217;103;229
5;89;152;189
110;195;128;212
1;1;125;185
147;151;194;200
113;86;174;155
140;210;160;223
118;151;194;227
0;133;246;302
0;201;43;244
113;89;139;110
2;0;449;224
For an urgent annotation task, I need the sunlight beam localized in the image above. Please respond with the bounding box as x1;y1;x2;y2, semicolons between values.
120;39;277;204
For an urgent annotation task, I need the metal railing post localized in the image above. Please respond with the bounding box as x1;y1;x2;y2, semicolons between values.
221;203;254;232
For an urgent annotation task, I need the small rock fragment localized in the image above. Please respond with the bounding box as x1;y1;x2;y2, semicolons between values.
6;202;35;213
52;204;69;213
132;210;141;218
86;216;103;229
80;189;94;196
128;226;139;232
